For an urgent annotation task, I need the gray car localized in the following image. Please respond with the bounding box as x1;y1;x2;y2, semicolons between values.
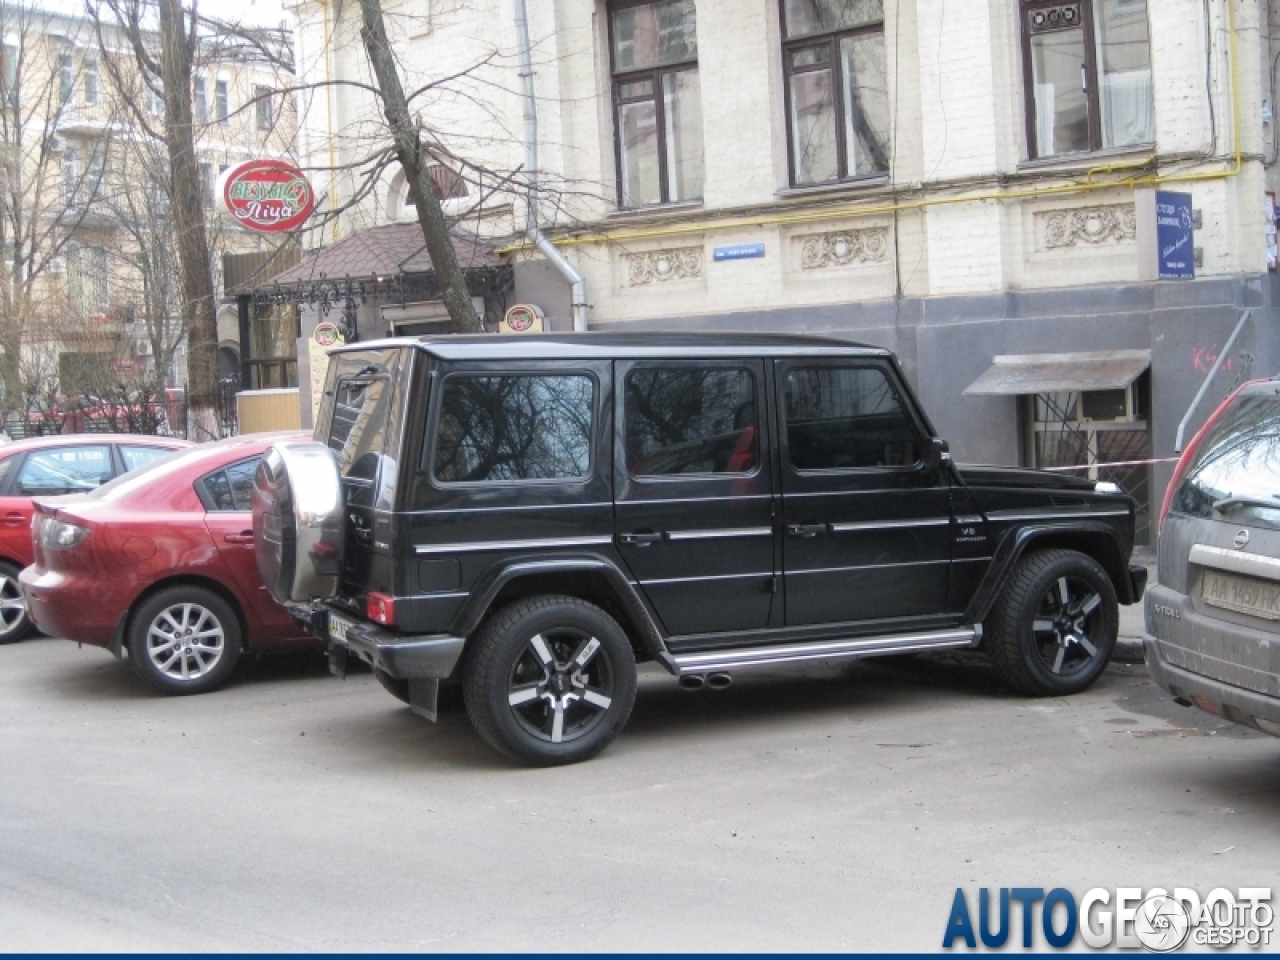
1146;377;1280;736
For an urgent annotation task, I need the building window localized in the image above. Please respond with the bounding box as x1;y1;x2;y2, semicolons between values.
215;78;229;122
148;87;164;116
781;0;890;186
197;162;213;208
1022;377;1151;542
193;77;207;123
1021;1;1154;159
62;145;79;207
246;302;299;390
83;58;98;106
86;150;104;203
58;48;73;105
254;85;273;130
88;246;109;307
608;0;703;208
2;43;17;92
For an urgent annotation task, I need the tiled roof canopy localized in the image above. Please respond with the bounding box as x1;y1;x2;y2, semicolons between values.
265;224;505;288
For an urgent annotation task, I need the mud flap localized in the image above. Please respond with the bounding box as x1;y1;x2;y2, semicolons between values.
327;643;349;678
409;678;440;722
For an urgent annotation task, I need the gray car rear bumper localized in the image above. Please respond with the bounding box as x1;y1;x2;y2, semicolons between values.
1144;635;1280;735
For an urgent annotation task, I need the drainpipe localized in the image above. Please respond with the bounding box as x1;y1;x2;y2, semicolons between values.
512;0;589;331
1175;309;1252;451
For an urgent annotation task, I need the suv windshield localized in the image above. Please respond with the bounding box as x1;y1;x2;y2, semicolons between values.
1172;391;1280;529
316;348;408;509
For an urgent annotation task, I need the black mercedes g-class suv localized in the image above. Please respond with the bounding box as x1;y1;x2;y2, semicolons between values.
253;333;1146;766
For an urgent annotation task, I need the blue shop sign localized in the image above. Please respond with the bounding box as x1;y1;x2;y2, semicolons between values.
713;243;765;262
1156;190;1194;279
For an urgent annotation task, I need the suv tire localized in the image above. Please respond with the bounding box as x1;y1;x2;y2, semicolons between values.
463;595;637;766
987;548;1118;696
127;586;243;695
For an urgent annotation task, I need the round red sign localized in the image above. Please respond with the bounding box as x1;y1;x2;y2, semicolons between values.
221;159;315;233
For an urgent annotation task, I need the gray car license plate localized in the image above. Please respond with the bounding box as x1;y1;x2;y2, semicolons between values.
1202;570;1280;620
329;612;356;642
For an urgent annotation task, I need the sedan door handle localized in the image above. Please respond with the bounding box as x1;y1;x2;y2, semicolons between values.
618;531;665;546
224;532;254;545
787;523;829;538
3;511;25;527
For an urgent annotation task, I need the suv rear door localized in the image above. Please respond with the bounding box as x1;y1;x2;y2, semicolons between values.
614;359;777;637
774;359;952;626
316;348;412;599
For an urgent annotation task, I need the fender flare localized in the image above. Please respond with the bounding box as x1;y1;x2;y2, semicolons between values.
448;554;676;671
964;522;1135;624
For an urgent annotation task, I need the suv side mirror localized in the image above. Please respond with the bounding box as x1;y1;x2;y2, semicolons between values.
927;438;951;471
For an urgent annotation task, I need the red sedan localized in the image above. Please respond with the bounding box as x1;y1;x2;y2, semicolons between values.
21;432;317;695
0;433;189;644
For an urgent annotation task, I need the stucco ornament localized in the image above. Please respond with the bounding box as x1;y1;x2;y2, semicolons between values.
798;228;889;269
1042;204;1137;248
624;247;704;285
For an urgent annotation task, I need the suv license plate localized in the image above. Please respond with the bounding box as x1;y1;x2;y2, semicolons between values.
329;612;356;643
1202;570;1280;621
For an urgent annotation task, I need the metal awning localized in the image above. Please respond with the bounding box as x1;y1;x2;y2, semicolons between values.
963;349;1151;396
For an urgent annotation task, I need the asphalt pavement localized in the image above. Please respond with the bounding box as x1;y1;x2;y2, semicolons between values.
2;613;1277;951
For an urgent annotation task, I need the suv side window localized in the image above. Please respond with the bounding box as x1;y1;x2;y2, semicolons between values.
784;366;921;470
433;374;594;483
625;367;758;476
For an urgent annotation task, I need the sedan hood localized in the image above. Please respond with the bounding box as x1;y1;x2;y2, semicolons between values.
956;463;1098;491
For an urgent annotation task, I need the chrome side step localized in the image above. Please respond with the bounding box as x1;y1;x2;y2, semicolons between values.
670;626;981;675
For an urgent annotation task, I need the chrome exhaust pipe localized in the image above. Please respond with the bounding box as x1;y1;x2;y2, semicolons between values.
706;672;733;690
678;674;705;691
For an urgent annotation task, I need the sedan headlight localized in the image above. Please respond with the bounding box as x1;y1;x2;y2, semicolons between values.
44;519;90;551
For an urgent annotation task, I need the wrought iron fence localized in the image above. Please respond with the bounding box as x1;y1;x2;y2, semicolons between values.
1;377;244;443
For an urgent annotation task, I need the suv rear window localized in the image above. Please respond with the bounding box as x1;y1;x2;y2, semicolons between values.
1172;392;1280;528
433;374;594;483
625;367;757;476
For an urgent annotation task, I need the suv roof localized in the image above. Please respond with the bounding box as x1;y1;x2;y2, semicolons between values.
329;331;891;362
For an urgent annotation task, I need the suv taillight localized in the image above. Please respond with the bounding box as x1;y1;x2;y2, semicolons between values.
367;592;396;626
1158;379;1265;533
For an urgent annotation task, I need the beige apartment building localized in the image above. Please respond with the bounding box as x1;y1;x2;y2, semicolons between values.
290;0;1280;540
0;2;295;412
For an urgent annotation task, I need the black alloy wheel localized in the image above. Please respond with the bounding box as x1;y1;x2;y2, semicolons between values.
987;548;1118;696
505;626;618;746
1030;574;1107;679
464;595;637;766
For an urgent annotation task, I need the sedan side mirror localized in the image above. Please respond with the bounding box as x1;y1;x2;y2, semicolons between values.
927;438;951;471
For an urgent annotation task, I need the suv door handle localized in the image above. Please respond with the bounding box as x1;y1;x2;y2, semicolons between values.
224;531;255;545
787;523;828;538
619;531;665;546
